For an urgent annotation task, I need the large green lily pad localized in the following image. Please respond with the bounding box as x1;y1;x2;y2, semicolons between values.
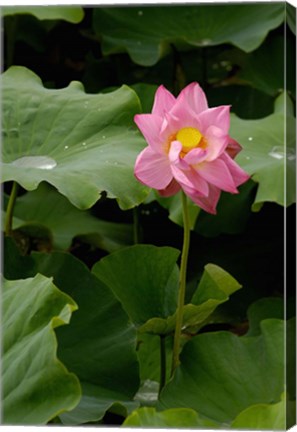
3;182;133;251
231;93;296;208
2;6;84;23
2;274;81;424
93;4;284;66
93;245;180;329
2;66;148;210
159;318;287;424
93;245;241;335
32;251;140;425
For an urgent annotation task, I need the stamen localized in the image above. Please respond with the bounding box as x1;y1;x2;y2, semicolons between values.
176;127;207;155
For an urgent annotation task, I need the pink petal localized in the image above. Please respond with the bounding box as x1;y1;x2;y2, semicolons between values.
186;168;209;197
221;153;250;187
178;82;208;114
152;85;176;116
169;141;189;170
171;165;198;195
196;158;238;193
183;147;208;165
183;184;221;214
226;138;242;159
159;111;181;140
197;105;231;135
158;179;181;197
171;165;209;197
204;125;229;161
168;91;200;129
134;113;164;154
134;146;173;189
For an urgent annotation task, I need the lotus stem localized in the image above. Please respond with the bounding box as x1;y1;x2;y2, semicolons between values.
171;191;190;376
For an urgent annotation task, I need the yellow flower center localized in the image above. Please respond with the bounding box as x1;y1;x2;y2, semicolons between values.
176;127;207;155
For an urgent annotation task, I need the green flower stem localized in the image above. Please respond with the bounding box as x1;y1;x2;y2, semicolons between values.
159;335;166;395
5;181;19;236
171;191;190;376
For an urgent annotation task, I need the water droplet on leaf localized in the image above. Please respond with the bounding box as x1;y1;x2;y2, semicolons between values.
269;146;284;159
269;146;296;161
11;155;57;170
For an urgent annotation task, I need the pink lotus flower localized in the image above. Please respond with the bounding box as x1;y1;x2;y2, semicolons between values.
134;83;250;214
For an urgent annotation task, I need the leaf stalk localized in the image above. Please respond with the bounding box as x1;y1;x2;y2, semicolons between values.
5;181;19;236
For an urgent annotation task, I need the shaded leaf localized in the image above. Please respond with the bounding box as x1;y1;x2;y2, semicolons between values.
156;191;201;231
93;4;284;66
2;274;81;424
2;66;148;210
32;251;140;425
3;183;133;251
246;297;284;336
208;84;275;120
131;83;158;113
194;180;256;237
4;14;49;53
237;35;295;98
3;236;36;280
